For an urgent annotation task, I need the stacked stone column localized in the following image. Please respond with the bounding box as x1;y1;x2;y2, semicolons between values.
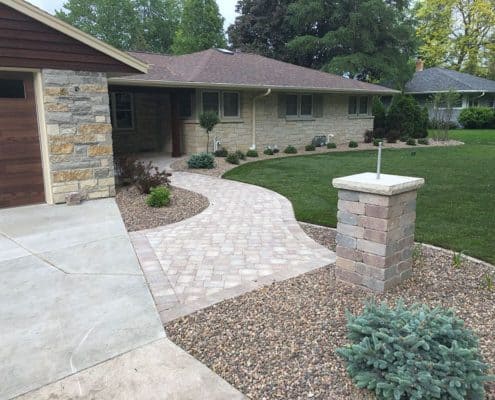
332;173;424;292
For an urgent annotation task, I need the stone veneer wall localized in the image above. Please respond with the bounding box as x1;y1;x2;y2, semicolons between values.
41;69;115;203
181;91;373;154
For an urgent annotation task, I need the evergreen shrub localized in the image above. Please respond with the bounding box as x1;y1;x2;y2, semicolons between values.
337;301;492;400
348;141;358;148
214;147;228;157
187;153;215;169
226;152;240;164
305;144;316;151
246;149;258;157
327;142;337;149
284;145;298;154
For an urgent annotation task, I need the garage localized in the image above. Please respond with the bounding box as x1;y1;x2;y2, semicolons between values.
0;71;44;208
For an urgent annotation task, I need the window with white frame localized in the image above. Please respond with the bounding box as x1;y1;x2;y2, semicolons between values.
111;92;134;130
285;94;313;117
348;96;370;116
201;91;240;118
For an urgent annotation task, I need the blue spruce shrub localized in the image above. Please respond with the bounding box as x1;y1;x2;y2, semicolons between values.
187;153;215;169
337;300;492;400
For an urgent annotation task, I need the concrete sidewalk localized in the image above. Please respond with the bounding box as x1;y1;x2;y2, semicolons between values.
0;199;243;399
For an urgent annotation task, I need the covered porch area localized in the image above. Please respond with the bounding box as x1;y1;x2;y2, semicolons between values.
108;85;192;159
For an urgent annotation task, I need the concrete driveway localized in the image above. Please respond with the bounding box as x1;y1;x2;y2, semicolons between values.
0;200;165;399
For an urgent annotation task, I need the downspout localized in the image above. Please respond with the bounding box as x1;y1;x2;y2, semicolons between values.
251;89;271;149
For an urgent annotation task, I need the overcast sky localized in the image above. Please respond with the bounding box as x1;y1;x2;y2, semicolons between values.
28;0;238;30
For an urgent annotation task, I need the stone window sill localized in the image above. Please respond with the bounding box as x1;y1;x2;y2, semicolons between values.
348;115;374;120
285;116;316;122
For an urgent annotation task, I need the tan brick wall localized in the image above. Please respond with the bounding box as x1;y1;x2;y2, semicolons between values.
41;69;115;203
181;91;373;154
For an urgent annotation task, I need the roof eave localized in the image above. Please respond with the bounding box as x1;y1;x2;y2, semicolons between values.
3;0;148;74
405;89;494;94
108;78;399;95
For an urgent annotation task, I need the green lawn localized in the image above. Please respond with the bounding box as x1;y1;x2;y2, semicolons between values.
224;130;495;264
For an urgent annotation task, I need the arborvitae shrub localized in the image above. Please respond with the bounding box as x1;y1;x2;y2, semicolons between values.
337;301;492;400
187;153;215;169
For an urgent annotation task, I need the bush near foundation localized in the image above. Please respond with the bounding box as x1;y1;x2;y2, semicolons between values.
246;149;258;157
214;147;228;157
187;153;215;169
348;141;358;148
226;152;240;165
284;145;298;154
305;144;316;151
235;150;246;160
327;142;337;149
337;301;492;400
458;107;495;129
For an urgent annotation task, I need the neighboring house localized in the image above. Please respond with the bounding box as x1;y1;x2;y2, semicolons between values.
405;60;495;123
0;0;396;209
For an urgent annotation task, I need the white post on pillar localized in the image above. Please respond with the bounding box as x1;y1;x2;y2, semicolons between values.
332;172;424;292
376;142;382;179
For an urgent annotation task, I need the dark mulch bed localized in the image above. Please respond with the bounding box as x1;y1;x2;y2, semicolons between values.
166;227;495;399
115;185;209;231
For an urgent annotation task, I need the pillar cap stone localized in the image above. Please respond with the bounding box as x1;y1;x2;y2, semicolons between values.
332;172;424;196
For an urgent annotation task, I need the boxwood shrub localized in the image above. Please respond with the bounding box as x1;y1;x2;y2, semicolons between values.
327;142;337;149
348;141;358;148
305;144;316;151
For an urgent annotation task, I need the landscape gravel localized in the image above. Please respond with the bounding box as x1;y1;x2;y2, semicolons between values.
170;140;463;177
115;185;209;231
166;224;495;400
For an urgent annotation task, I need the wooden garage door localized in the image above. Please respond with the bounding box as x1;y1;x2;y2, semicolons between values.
0;72;44;208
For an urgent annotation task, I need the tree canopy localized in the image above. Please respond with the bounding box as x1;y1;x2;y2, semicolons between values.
415;0;495;76
228;0;417;88
56;0;181;53
171;0;226;54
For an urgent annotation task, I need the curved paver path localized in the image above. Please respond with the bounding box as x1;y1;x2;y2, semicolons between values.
130;172;335;322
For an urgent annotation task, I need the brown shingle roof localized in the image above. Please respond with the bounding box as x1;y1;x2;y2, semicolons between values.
111;49;397;94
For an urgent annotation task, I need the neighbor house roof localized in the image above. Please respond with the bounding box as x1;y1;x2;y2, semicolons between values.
405;67;495;94
109;49;398;94
2;0;148;73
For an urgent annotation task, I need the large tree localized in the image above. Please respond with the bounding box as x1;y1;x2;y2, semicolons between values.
171;0;226;54
227;0;417;88
285;0;417;87
415;0;495;75
227;0;296;60
56;0;180;53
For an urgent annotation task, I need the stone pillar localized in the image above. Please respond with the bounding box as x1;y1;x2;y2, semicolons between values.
332;172;424;292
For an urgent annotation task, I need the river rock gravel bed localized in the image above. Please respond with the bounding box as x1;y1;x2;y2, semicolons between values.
166;225;495;399
115;185;209;231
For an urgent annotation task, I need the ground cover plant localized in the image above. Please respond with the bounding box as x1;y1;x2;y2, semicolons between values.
224;130;495;263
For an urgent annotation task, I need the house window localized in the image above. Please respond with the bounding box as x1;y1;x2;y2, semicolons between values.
285;94;313;117
178;92;193;118
300;95;313;115
202;91;220;114
201;91;241;118
223;92;240;117
348;96;369;116
286;95;298;116
348;96;358;114
0;79;25;99
359;97;368;114
111;92;134;130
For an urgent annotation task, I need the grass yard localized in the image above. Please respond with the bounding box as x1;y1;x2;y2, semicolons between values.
224;130;495;264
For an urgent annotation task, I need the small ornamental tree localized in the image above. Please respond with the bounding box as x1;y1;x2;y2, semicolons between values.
199;111;220;153
337;300;493;400
431;90;460;141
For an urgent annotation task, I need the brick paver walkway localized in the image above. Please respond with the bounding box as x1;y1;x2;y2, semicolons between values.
130;172;335;323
